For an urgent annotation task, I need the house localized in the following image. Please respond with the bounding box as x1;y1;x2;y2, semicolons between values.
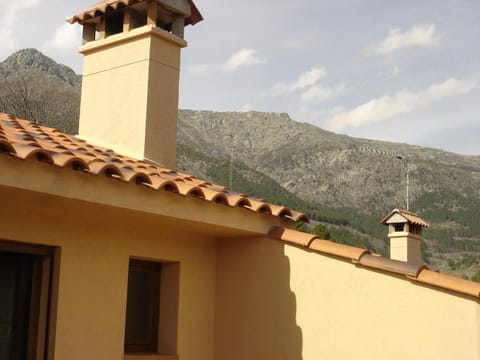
0;1;479;359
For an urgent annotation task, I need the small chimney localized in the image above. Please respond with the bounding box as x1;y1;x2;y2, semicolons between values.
68;0;203;169
380;209;429;265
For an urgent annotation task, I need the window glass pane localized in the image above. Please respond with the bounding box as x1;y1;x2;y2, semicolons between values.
0;259;17;359
125;270;152;340
0;252;34;360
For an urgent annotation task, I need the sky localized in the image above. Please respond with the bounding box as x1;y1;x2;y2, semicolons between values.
1;0;479;155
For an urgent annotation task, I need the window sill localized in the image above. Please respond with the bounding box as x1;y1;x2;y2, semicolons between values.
125;355;178;360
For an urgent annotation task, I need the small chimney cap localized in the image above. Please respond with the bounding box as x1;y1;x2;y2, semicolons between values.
68;0;203;26
380;209;429;228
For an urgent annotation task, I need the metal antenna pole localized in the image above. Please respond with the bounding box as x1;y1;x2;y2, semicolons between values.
357;146;411;210
229;149;233;190
406;158;410;211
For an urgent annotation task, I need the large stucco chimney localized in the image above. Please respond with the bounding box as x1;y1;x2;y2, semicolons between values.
380;209;429;265
68;0;202;169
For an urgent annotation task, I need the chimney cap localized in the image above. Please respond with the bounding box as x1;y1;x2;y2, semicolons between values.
380;208;429;228
67;0;203;26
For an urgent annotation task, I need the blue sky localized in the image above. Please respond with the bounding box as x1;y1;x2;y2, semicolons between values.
1;0;479;155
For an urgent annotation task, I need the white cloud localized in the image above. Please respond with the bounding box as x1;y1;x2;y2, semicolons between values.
221;48;265;72
272;67;326;96
0;28;15;58
187;49;265;76
292;67;326;90
238;103;253;112
301;83;348;104
373;24;439;55
272;67;347;105
0;0;47;59
186;64;211;76
389;65;401;78
43;22;80;52
328;77;477;132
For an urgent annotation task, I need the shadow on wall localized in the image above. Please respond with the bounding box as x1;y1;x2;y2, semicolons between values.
215;237;303;360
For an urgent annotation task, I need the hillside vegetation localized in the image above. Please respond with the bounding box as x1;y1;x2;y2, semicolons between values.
1;49;479;280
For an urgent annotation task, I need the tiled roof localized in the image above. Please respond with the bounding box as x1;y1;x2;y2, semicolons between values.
268;227;480;301
67;0;203;26
380;208;430;228
0;113;308;223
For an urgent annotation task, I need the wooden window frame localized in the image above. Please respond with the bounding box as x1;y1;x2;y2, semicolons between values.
0;240;59;360
124;259;161;354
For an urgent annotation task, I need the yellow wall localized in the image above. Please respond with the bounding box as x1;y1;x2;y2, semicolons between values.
215;237;480;360
78;25;186;168
2;158;479;360
389;231;423;264
0;185;216;360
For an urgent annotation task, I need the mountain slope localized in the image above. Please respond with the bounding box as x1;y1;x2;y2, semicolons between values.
1;48;479;279
178;109;480;215
0;48;81;88
0;49;80;133
177;110;480;277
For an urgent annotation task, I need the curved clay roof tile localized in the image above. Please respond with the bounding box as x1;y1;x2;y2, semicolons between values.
0;113;308;224
147;177;179;192
68;0;203;27
270;205;293;218
226;194;251;208
88;162;122;177
50;153;89;170
290;211;309;223
201;187;228;203
268;227;317;247
0;140;16;155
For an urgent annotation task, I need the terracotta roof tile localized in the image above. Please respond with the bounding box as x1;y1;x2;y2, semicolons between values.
268;227;317;247
67;0;203;26
0;114;307;223
269;226;480;301
380;208;430;228
268;226;368;259
358;254;426;277
290;211;309;223
310;238;369;261
413;269;480;298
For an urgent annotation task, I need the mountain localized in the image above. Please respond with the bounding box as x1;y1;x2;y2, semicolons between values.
176;110;480;277
1;49;479;280
0;49;80;133
0;48;81;88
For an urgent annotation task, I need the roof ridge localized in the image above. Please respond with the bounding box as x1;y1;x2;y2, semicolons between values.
268;226;480;301
67;0;203;26
380;208;429;227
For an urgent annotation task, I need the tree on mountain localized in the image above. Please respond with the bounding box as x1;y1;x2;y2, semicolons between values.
311;223;331;240
0;71;79;134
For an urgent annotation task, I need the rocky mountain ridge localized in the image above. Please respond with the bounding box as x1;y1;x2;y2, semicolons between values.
1;48;479;280
0;48;81;88
178;109;480;212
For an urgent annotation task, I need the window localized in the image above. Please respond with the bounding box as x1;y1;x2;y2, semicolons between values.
124;259;179;356
394;223;405;232
0;240;57;360
124;259;160;353
409;224;422;235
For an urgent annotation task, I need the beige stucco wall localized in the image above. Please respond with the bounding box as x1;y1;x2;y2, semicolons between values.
215;237;480;360
0;184;217;360
78;25;185;168
389;231;423;264
2;157;479;359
